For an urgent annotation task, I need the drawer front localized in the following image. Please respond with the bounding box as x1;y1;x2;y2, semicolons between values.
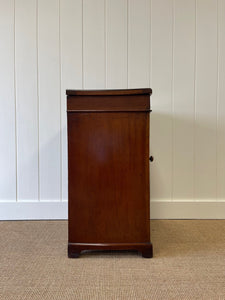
67;94;150;112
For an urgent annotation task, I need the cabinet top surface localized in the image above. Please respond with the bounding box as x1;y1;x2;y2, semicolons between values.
66;88;152;96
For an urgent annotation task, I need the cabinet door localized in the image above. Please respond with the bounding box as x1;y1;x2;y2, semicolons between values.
68;112;150;243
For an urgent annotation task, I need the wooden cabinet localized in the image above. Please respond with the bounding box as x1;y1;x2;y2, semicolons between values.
67;89;153;258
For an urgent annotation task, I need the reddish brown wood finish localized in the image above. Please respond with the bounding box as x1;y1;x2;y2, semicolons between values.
67;95;150;112
66;88;152;96
67;89;153;258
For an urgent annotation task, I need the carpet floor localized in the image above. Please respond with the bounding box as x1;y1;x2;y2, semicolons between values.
0;220;225;300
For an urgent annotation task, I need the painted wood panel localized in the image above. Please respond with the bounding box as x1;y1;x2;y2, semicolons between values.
217;0;225;200
15;0;39;201
0;0;225;219
128;0;150;88
195;0;217;201
83;0;105;88
106;0;127;88
150;0;173;201
60;0;82;201
38;0;61;201
173;0;195;200
0;0;16;201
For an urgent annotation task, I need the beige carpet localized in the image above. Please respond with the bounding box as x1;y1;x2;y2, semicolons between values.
0;220;225;300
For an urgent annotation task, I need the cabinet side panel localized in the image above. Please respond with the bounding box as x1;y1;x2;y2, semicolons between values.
68;111;150;244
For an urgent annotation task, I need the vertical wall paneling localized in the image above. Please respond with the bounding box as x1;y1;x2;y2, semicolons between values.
172;0;195;200
60;0;82;201
128;0;150;88
106;0;127;88
15;0;38;201
217;0;225;200
38;0;61;201
195;0;217;201
83;0;105;89
0;0;16;201
1;0;225;219
150;0;173;201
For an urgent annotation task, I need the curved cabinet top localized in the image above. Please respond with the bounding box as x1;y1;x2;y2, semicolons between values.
66;88;152;97
67;89;152;113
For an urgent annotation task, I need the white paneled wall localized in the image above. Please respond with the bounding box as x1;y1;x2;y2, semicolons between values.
38;0;61;201
173;0;195;201
218;0;225;201
15;0;39;201
0;0;225;220
60;0;83;201
0;0;16;202
106;0;127;88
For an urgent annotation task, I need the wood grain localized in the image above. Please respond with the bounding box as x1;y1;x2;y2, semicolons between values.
66;88;152;96
67;95;150;112
67;90;152;257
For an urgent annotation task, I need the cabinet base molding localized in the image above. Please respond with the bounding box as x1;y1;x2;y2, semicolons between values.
68;242;153;258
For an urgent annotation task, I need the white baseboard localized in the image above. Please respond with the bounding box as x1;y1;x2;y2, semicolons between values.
0;202;68;220
0;201;225;220
150;201;225;219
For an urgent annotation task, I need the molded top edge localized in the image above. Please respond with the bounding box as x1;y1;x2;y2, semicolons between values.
66;88;152;96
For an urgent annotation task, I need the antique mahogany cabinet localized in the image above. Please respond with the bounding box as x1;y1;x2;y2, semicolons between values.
67;89;153;258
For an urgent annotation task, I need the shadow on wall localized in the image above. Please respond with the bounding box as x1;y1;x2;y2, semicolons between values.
150;111;225;201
